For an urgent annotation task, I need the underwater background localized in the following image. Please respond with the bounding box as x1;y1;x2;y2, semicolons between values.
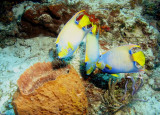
0;0;160;114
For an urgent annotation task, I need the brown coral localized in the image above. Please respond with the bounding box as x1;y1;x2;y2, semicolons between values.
18;3;76;38
17;62;69;95
13;63;88;115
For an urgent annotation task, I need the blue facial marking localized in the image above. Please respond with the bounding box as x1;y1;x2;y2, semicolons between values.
129;50;132;55
82;27;86;31
90;31;93;34
75;21;79;25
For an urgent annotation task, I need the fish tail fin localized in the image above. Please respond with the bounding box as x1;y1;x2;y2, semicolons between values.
91;23;97;34
78;15;91;28
132;51;145;67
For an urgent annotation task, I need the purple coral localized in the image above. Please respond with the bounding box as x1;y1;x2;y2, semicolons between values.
122;74;144;101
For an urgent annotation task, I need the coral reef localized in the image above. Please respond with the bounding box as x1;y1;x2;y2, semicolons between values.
143;0;160;20
12;64;88;115
18;3;76;38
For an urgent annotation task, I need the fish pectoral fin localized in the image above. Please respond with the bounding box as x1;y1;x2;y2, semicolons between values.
67;42;74;50
105;64;112;70
132;51;145;66
111;74;119;77
58;48;68;58
96;62;104;70
78;15;91;28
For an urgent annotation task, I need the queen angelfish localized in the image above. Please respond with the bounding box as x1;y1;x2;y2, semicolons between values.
96;44;145;74
56;10;91;58
85;24;100;75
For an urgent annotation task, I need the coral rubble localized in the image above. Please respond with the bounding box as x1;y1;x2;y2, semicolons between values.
12;64;88;115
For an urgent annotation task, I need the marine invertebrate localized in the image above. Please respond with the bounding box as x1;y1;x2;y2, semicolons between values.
103;75;144;113
13;64;88;115
103;78;128;113
17;62;70;95
52;59;67;69
125;76;143;96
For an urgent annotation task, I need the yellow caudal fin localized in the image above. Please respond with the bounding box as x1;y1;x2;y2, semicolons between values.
78;15;91;28
67;42;74;50
111;74;119;77
92;23;97;34
105;64;112;70
132;51;145;66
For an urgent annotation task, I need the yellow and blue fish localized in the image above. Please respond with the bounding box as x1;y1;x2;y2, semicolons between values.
96;44;145;74
56;10;91;58
85;24;100;75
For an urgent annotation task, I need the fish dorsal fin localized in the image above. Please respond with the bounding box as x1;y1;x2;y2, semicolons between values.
78;15;91;28
129;44;140;49
56;36;60;44
67;42;74;50
105;64;112;70
132;51;145;66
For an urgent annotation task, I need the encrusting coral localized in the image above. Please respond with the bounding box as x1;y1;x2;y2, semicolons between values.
12;62;88;115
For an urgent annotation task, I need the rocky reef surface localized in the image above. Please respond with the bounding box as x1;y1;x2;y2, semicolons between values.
0;0;160;114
